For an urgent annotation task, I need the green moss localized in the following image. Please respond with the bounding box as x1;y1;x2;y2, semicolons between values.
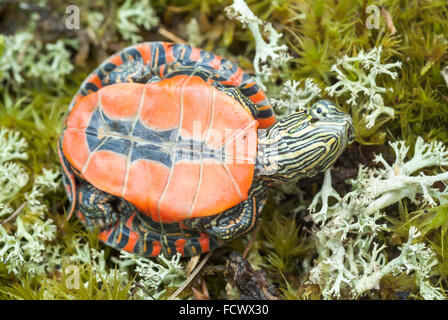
1;0;448;300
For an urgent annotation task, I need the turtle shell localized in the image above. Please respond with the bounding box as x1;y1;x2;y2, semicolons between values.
62;75;258;223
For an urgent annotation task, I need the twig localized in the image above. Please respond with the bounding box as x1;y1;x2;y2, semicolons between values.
380;6;397;35
0;203;26;225
158;26;188;44
17;38;32;66
201;276;210;299
129;281;157;300
167;251;212;300
243;224;260;259
185;255;200;276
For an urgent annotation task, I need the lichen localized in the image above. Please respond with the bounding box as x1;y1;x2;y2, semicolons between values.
0;32;74;89
442;66;448;88
114;252;186;300
1;0;448;301
0;128;61;276
308;137;448;299
325;46;401;129
116;0;159;44
271;79;322;118
225;0;291;89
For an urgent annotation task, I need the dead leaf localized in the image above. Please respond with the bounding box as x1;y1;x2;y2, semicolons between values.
225;251;280;300
381;6;397;35
441;66;448;88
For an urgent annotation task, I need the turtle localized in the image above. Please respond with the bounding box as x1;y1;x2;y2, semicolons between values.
58;41;355;257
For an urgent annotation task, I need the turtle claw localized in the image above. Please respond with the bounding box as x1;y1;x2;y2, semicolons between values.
83;211;117;229
77;181;123;229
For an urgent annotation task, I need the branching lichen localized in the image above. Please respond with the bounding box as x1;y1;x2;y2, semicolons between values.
114;252;186;299
0;128;61;276
308;137;448;299
225;0;291;89
0;128;29;217
271;79;322;118
0;32;74;88
325;46;401;128
116;0;159;44
354;227;445;300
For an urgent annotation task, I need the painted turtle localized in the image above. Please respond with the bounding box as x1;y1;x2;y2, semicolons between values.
58;42;354;257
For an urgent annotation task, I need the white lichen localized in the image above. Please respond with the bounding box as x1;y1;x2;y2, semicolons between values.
0;32;33;84
363;137;448;212
308;168;342;222
308;137;448;299
181;18;205;47
86;11;105;42
271;79;322;117
0;32;74;87
354;227;445;300
27;40;75;84
225;0;291;89
325;46;401;128
114;251;186;299
0;128;29;218
65;241;128;289
0;127;62;276
116;0;159;44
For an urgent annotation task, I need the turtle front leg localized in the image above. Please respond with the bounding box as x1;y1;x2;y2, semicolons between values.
186;179;270;243
184;198;258;243
208;196;259;242
77;181;154;255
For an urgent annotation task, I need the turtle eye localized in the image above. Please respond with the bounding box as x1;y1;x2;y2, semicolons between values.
309;102;330;121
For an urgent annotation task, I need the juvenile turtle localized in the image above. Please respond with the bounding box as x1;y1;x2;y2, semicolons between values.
58;42;354;257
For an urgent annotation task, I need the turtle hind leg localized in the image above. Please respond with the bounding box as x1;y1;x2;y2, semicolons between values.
158;230;220;257
99;222;219;257
76;181;121;229
75;185;145;255
97;210;143;255
94;202;218;257
133;213;221;257
76;180;216;257
102;60;157;86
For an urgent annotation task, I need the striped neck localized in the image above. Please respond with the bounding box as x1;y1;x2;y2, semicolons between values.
255;131;284;178
255;102;354;181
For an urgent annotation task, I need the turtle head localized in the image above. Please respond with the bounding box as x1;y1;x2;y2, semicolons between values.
257;100;354;181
